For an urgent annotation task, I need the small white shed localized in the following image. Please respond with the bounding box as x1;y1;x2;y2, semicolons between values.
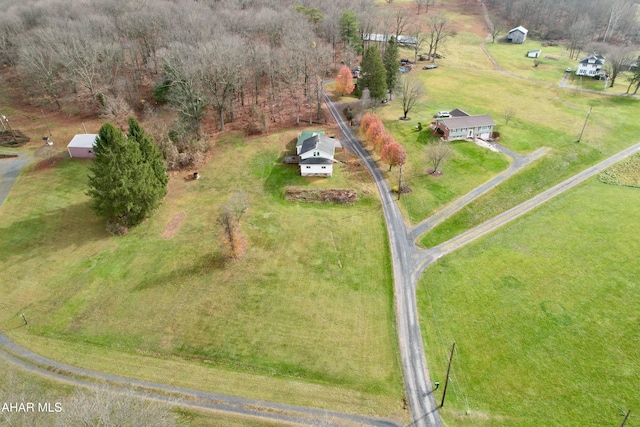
67;134;98;158
527;49;541;58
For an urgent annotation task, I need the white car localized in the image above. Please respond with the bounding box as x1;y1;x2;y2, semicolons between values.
436;111;451;118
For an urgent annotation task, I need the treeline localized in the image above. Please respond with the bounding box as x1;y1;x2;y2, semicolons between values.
486;0;640;43
0;0;391;167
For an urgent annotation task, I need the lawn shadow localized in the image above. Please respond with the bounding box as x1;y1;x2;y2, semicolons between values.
132;252;226;292
0;200;109;263
263;162;308;197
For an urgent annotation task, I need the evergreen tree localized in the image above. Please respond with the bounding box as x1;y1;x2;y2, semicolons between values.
88;122;166;232
383;36;400;99
359;46;387;102
127;117;168;196
339;9;361;52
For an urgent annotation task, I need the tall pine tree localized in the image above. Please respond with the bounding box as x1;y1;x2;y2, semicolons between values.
127;117;168;197
383;36;400;100
359;46;387;102
88;121;167;232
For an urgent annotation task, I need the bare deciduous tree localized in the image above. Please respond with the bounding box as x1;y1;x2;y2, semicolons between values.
18;29;64;109
400;75;425;120
162;47;207;137
426;13;450;61
217;205;247;260
426;139;452;174
504;107;516;125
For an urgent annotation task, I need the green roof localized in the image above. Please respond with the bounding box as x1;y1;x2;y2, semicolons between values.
296;131;325;148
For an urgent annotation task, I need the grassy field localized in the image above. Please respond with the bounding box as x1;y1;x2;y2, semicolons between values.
418;179;640;426
0;126;406;421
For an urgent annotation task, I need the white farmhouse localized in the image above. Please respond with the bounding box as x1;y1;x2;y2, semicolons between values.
296;131;337;177
576;54;605;77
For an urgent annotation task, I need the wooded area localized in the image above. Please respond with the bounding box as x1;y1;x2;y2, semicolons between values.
0;0;639;159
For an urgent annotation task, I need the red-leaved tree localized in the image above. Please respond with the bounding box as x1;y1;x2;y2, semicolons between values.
364;119;385;147
334;65;355;96
381;142;407;171
359;112;376;134
373;132;393;155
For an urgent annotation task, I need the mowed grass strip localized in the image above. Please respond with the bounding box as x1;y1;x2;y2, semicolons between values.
0;128;405;419
418;179;640;426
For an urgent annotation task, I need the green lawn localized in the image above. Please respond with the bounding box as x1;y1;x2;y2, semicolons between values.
0;128;406;421
418;179;640;426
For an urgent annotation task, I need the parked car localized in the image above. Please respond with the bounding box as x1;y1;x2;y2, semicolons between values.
423;64;438;70
436;111;451;118
565;67;572;73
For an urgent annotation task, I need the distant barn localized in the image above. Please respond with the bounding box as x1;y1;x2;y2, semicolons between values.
507;26;528;44
67;134;98;158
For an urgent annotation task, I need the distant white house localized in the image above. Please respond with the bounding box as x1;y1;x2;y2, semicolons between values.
296;131;339;177
507;26;528;44
576;54;606;77
67;134;98;158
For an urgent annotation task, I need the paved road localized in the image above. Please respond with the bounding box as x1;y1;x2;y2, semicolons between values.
324;92;442;427
0;333;400;427
0;150;33;207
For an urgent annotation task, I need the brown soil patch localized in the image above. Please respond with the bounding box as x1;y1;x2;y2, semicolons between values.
161;212;186;239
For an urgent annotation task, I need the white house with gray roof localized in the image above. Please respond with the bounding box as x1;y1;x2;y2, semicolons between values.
576;54;605;77
296;131;338;177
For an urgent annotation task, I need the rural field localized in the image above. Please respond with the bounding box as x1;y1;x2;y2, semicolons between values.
418;179;640;426
0;116;406;421
2;0;640;425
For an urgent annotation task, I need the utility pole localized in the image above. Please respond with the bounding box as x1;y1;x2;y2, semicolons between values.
440;341;456;407
397;165;403;200
577;107;592;143
41;109;52;137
